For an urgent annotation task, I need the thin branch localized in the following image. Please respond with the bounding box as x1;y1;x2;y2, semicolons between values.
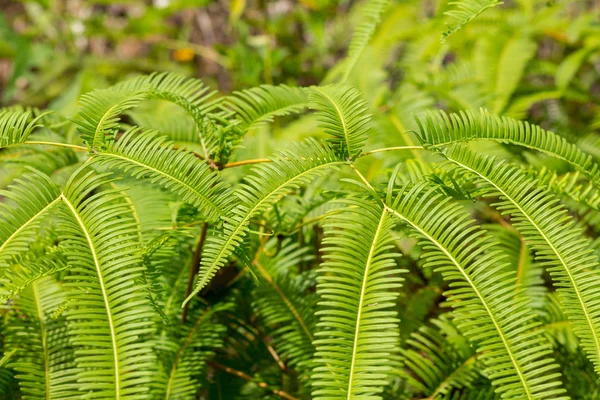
221;158;272;169
208;361;298;400
182;222;209;323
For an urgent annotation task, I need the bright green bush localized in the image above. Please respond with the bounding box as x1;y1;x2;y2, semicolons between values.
0;0;599;399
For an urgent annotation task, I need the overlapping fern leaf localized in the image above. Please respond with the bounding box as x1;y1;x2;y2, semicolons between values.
5;276;79;399
0;110;48;149
401;316;482;398
0;168;61;267
312;197;404;399
309;85;371;159
59;166;156;398
152;304;228;399
252;241;316;379
92;126;235;223
186;138;344;304
414;108;600;183
226;85;309;132
441;143;600;376
387;180;566;399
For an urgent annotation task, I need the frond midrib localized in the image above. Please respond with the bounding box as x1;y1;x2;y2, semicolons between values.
61;194;121;399
386;205;533;399
450;157;600;365
346;207;388;399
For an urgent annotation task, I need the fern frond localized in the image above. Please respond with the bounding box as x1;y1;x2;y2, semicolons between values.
441;0;502;42
227;85;309;132
0;110;48;149
0;169;61;266
309;85;371;159
153;305;228;399
388;181;566;399
253;241;316;378
92;127;235;223
59;166;156;398
441;143;600;376
186;138;344;305
312;198;404;399
415;108;600;182
402;316;482;398
340;0;389;82
72;89;147;149
6;276;79;399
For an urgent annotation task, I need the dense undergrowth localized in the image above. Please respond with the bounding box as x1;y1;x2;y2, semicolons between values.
0;0;600;399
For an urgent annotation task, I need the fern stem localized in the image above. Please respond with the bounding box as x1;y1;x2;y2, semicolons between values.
359;145;424;157
208;361;298;400
23;141;88;151
221;158;272;168
182;223;208;323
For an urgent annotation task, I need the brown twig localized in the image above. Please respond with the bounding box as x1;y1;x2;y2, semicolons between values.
208;361;298;400
182;222;209;323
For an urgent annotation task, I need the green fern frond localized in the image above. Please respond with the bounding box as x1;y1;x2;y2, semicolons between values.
415;108;600;182
441;0;502;42
6;276;79;399
441;143;600;376
340;0;389;82
186;138;344;305
227;85;309;132
92;127;235;223
0;110;49;149
72;89;147;149
59;166;156;398
253;241;316;378
312;198;404;399
388;180;567;399
153;305;228;399
309;85;371;159
0;169;61;267
402;316;482;398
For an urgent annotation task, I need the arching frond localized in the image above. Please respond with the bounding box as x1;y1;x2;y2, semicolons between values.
415;108;600;183
59;166;156;398
309;85;371;159
186;138;344;305
0;169;61;267
5;276;79;399
388;181;566;399
402;316;482;398
0;110;48;149
253;241;316;379
441;143;600;376
340;0;389;82
227;85;309;132
72;89;147;149
92;127;235;223
312;198;404;400
441;0;502;42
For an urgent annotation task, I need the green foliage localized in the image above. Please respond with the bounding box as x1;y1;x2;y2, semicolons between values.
0;1;599;399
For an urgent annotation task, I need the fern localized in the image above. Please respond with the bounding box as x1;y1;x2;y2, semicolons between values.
387;180;566;399
440;143;600;375
309;85;371;159
0;110;49;149
312;197;404;399
59;166;156;398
